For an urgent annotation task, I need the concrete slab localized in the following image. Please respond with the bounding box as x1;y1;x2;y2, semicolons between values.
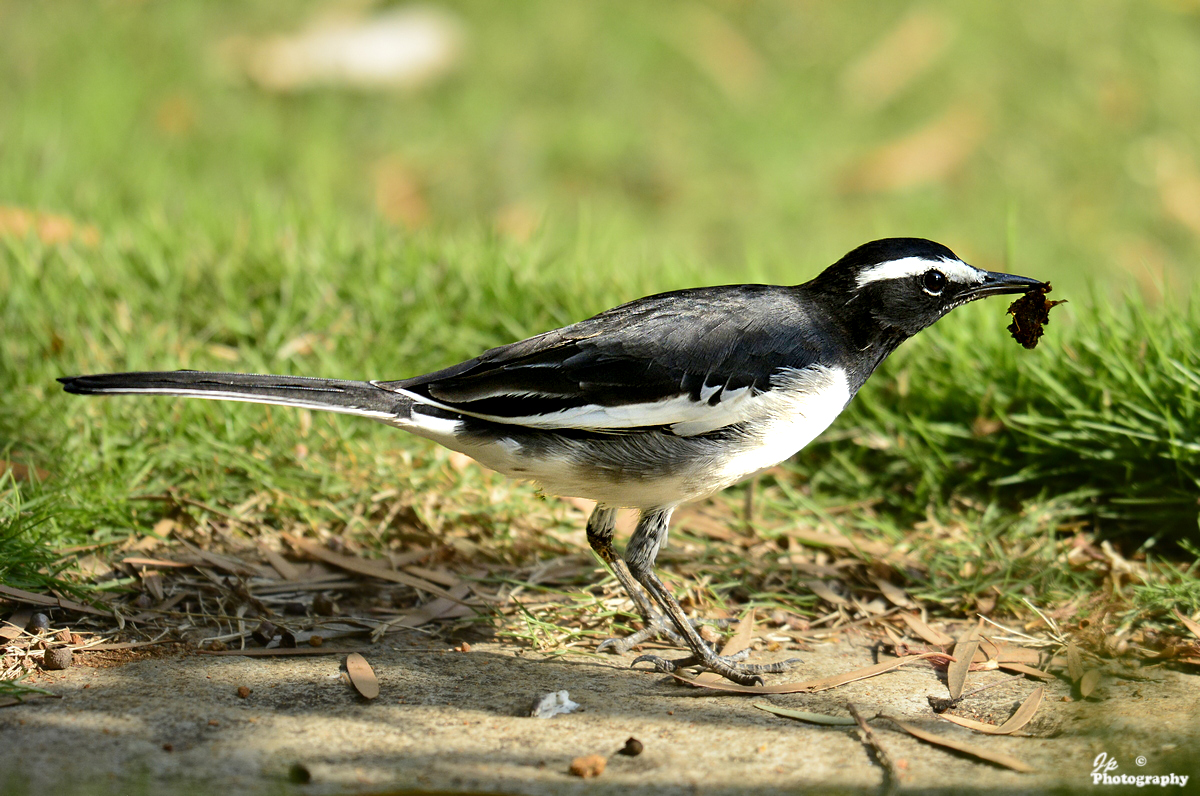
2;636;1197;795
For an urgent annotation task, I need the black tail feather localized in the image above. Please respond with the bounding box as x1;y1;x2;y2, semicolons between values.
58;370;407;421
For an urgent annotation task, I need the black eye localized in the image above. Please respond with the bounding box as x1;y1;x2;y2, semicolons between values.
922;270;947;294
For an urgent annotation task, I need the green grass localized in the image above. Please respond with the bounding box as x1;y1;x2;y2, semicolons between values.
1;1;1198;633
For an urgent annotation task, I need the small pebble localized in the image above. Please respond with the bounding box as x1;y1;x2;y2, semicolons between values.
27;613;50;633
569;754;606;779
237;686;252;699
308;635;324;647
162;743;173;752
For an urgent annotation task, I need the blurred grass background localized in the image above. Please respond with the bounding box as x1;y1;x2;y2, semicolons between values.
2;0;1200;621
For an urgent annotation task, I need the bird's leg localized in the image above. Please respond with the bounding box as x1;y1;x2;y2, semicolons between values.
623;508;801;686
586;505;690;652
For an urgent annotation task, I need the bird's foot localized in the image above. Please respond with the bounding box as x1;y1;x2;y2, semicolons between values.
597;614;736;655
631;652;803;687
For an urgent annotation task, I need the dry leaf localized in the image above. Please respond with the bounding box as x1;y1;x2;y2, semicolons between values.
1174;608;1200;640
990;644;1041;666
839;9;954;110
120;557;194;569
141;571;165;602
493;203;541;244
345;653;379;699
282;533;471;606
1;608;34;641
947;624;981;699
881;715;1035;773
0;206;100;246
371;582;474;640
259;546;303;581
0;460;51;482
153;94;196;137
669;5;767;102
997;662;1054;680
789;529;890;559
871;577;914;608
1066;641;1083;682
842;106;987;193
0;585;110;617
402;566;461;589
672;652;944;695
939;687;1044;735
1151;141;1200;237
754;703;858;725
373;156;429;229
175;539;264;577
721;610;756;657
806;580;848;606
1080;669;1101;698
898;613;954;647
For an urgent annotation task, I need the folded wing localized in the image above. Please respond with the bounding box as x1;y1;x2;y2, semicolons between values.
377;285;826;437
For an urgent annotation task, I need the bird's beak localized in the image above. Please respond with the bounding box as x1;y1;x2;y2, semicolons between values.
965;270;1046;300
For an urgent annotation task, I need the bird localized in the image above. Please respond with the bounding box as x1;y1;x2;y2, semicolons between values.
59;237;1045;685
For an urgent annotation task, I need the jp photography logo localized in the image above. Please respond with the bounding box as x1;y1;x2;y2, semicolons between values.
1091;753;1189;787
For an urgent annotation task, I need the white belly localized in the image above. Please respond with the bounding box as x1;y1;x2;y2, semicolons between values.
394;364;853;510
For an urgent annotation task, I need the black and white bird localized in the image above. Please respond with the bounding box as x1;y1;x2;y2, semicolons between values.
60;238;1044;685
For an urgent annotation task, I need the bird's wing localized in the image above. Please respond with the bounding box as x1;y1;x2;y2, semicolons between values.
377;286;833;437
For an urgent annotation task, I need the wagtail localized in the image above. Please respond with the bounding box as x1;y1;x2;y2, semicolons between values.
60;237;1045;685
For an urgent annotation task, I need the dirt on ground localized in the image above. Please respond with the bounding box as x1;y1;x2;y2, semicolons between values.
2;632;1197;796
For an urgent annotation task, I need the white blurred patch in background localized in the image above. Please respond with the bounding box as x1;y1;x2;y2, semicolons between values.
223;5;464;92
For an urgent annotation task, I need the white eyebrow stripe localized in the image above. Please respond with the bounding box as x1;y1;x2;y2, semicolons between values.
855;256;985;288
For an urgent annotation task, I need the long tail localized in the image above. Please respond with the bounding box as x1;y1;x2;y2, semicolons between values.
58;370;410;422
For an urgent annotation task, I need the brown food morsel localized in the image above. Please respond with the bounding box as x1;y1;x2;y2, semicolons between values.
27;613;50;633
41;647;73;670
1007;282;1065;349
251;620;277;646
569;754;607;778
312;593;337;616
617;737;644;757
237;686;252;699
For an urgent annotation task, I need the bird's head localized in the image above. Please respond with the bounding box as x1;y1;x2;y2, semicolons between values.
811;238;1046;338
